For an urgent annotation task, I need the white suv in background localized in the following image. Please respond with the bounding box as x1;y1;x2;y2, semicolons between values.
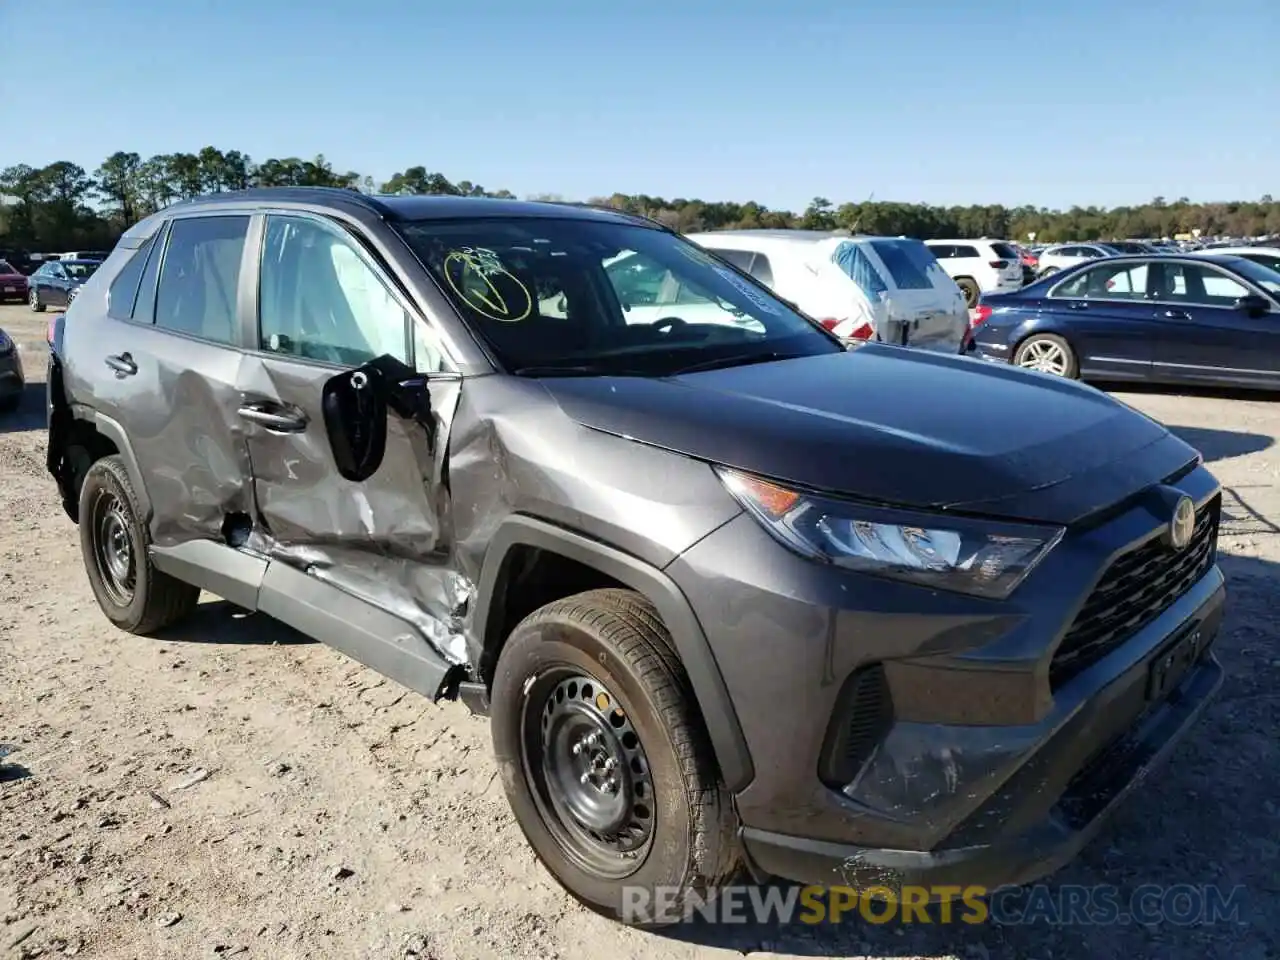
1034;243;1119;277
923;239;1025;307
681;230;971;353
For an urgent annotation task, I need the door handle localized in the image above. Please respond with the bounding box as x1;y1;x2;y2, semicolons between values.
1162;309;1192;320
104;353;137;377
237;402;308;433
1068;301;1089;310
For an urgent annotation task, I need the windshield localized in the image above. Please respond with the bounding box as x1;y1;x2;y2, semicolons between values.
393;217;843;375
1229;256;1280;296
989;242;1021;260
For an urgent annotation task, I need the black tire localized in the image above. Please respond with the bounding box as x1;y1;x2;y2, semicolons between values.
490;588;740;926
78;455;200;634
29;287;44;312
956;277;980;308
1038;265;1060;279
0;393;19;414
1013;332;1078;378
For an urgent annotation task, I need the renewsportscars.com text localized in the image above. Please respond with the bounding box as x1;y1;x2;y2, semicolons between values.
621;883;1248;926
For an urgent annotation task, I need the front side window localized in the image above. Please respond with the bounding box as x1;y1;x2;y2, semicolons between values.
258;215;447;369
393;217;841;375
154;215;249;344
1153;262;1249;306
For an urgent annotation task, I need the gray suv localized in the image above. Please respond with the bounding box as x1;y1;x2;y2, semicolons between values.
47;188;1226;923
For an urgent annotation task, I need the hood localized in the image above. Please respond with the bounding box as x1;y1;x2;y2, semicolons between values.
538;346;1198;526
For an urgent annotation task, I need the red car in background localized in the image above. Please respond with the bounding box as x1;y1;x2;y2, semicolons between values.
0;261;29;303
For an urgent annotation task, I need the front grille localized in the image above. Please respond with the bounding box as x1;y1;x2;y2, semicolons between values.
817;664;894;788
1050;495;1219;688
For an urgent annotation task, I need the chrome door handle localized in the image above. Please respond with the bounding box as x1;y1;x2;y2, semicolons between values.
237;403;308;433
1162;309;1192;320
104;353;137;377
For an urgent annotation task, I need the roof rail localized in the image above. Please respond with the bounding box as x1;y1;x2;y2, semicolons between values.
552;201;674;231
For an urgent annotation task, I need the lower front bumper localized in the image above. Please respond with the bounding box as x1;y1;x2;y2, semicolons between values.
740;638;1224;892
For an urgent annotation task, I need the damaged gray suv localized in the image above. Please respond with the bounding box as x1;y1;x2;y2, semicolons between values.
47;188;1226;923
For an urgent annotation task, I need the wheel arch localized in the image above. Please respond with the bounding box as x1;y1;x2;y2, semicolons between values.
472;514;754;793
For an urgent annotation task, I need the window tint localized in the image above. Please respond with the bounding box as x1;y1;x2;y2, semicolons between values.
154;216;249;344
107;236;157;320
928;244;953;258
705;248;754;272
954;245;980;258
1153;263;1249;307
869;238;937;290
1054;262;1150;299
989;242;1020;259
259;215;418;367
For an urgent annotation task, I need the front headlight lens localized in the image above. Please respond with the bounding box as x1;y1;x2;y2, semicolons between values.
716;467;1063;599
0;330;12;354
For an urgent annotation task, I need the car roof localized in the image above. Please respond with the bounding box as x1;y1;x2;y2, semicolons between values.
925;238;1003;244
686;229;905;246
56;259;102;266
164;187;661;228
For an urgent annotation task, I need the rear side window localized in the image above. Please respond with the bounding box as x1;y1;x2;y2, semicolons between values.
833;242;889;299
929;244;953;258
868;239;936;290
989;242;1020;260
954;245;980;258
107;236;158;320
154;216;250;344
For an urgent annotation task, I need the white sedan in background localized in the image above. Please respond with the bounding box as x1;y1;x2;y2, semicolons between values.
1035;243;1121;277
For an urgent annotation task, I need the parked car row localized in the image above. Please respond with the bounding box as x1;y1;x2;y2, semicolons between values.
971;250;1280;389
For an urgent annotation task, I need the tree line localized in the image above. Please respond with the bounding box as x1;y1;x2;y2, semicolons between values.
2;146;1278;254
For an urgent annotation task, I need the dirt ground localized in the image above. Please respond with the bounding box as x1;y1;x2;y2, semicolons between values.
1;302;1277;960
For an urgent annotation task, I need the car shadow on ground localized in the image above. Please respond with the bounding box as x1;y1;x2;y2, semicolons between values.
0;381;45;435
1096;381;1280;404
650;551;1280;959
156;599;315;646
1164;424;1274;463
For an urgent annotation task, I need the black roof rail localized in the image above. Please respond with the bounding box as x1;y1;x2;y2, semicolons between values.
176;186;394;217
552;201;674;232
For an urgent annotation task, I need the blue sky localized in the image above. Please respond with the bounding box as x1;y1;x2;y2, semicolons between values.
0;0;1275;212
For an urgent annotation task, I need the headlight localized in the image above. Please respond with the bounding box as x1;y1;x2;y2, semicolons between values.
716;467;1063;600
0;331;12;354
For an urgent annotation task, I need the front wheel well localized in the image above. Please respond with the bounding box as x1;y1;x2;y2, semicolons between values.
479;544;629;686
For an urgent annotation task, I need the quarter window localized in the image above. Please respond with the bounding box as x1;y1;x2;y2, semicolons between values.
705;248;754;272
748;253;774;286
154;216;249;344
258;215;428;368
107;236;158;320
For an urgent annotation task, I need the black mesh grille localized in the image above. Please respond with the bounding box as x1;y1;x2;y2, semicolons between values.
1050;495;1220;689
818;664;894;788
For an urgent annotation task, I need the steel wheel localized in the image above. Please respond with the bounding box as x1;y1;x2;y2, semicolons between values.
522;669;655;880
1017;337;1070;376
89;488;136;607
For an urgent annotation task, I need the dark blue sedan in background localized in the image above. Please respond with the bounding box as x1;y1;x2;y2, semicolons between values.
970;253;1280;390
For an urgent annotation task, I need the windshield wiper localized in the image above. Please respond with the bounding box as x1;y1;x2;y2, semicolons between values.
670;351;807;375
511;363;649;377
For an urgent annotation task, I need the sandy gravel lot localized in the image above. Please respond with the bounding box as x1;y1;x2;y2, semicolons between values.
1;303;1277;960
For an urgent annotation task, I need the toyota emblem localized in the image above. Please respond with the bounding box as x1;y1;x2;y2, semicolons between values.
1169;496;1195;551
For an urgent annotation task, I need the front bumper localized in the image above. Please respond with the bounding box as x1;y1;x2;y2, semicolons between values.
666;464;1224;890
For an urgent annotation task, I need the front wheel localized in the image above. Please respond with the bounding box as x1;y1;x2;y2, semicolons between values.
490;588;739;926
79;455;200;634
29;287;45;312
1014;333;1077;378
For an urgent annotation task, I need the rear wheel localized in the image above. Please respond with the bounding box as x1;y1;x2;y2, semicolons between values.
79;455;200;634
1038;265;1060;279
1014;333;1077;378
956;277;980;308
29;287;44;312
490;588;739;926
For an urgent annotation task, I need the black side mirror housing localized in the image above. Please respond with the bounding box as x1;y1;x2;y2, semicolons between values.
322;364;389;482
1234;293;1270;318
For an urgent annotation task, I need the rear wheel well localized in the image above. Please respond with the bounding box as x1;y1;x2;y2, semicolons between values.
56;419;119;522
479;545;629;686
